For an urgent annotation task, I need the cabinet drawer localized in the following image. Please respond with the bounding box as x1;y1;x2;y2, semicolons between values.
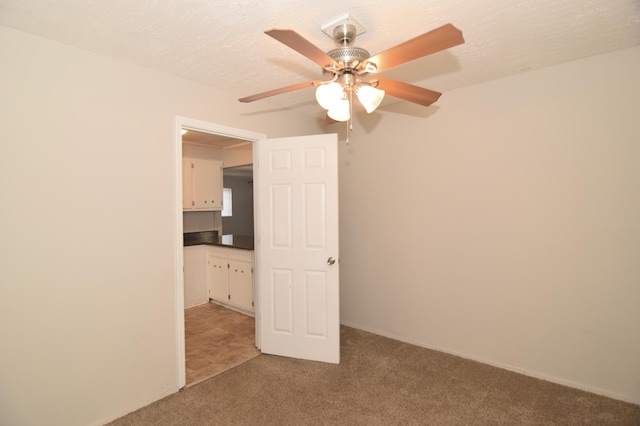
228;249;253;263
207;246;253;262
207;246;230;258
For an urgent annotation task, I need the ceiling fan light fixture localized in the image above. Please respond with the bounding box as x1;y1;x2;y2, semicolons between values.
357;85;385;113
316;82;343;110
363;62;378;73
240;22;465;143
327;98;350;122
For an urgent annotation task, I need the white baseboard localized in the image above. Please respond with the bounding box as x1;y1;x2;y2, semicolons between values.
340;320;639;406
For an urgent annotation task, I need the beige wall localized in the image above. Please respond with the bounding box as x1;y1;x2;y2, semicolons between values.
2;22;638;425
0;26;323;426
338;45;640;404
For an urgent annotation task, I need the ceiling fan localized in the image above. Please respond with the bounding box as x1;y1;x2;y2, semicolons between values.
239;17;464;138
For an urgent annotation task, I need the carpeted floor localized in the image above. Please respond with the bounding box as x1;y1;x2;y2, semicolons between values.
109;326;640;425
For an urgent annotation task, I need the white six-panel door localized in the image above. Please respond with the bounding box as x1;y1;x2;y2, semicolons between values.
257;133;340;364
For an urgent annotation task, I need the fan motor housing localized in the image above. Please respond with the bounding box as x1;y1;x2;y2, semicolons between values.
328;46;370;68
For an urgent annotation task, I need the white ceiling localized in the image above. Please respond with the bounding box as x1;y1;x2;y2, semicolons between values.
1;0;639;119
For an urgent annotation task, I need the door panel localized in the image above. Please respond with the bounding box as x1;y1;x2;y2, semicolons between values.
305;270;328;337
257;134;339;364
304;183;327;249
272;268;294;333
271;184;292;247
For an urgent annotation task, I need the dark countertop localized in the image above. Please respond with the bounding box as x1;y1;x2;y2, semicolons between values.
184;231;254;251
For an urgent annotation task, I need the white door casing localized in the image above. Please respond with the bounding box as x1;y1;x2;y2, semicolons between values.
174;117;266;389
257;133;340;364
174;116;340;389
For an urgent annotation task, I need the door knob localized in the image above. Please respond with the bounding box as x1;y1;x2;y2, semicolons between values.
327;257;336;265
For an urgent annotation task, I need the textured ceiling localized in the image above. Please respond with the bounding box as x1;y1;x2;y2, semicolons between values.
1;0;639;119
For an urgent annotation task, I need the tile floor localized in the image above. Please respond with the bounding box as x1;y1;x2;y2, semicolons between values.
185;302;260;386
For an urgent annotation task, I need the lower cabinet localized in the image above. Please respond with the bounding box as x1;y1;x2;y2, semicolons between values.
207;246;254;313
183;245;209;308
208;253;229;303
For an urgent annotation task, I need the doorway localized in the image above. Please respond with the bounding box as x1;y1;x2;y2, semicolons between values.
174;117;265;389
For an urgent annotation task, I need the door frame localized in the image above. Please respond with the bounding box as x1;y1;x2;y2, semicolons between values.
174;116;265;389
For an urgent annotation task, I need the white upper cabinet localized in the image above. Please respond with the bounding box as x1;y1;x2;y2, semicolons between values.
183;158;223;211
182;158;193;209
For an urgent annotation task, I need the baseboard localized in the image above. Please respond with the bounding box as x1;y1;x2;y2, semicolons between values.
95;385;179;426
208;299;255;317
340;320;639;406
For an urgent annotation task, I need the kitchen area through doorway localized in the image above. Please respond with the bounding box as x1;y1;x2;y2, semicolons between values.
181;129;258;386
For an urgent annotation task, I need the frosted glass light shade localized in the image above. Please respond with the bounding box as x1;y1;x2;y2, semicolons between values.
327;98;350;122
357;86;385;113
315;83;343;110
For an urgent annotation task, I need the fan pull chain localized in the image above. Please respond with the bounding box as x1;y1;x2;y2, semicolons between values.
346;120;350;145
346;89;354;145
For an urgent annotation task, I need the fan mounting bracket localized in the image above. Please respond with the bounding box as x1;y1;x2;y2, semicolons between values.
321;13;366;40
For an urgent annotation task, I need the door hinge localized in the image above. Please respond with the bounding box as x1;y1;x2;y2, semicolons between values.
191;163;195;169
228;294;231;300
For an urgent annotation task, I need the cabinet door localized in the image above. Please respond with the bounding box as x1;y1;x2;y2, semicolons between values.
208;255;229;302
182;159;194;209
193;159;222;210
183;246;208;308
208;160;223;210
228;259;253;312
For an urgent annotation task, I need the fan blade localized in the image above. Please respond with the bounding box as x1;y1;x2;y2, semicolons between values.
239;80;320;103
365;23;464;73
265;29;338;69
375;77;442;107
